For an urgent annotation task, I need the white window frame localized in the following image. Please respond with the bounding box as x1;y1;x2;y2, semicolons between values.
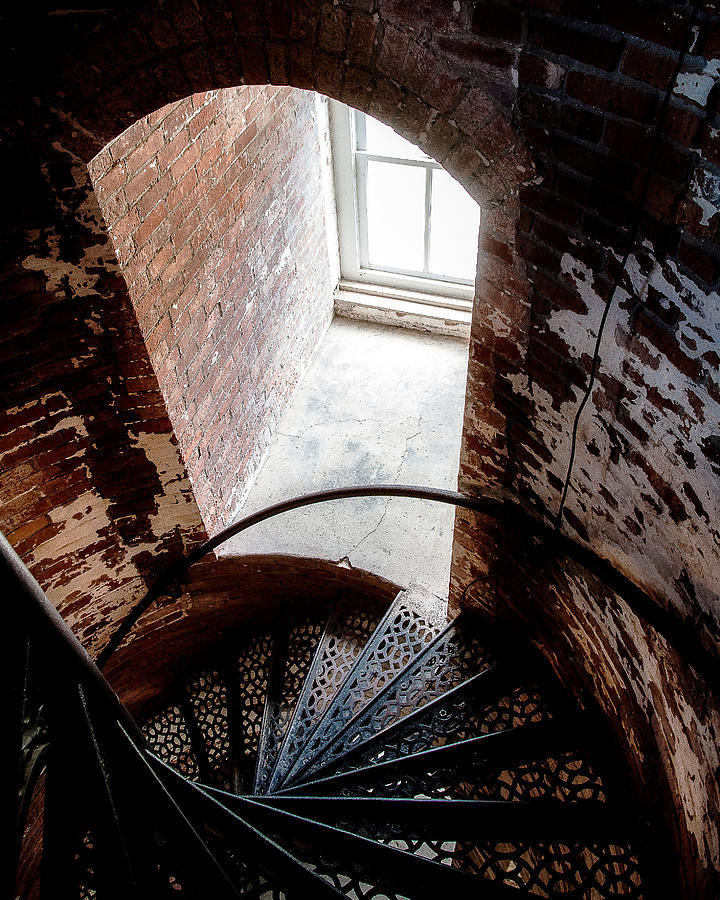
328;100;476;303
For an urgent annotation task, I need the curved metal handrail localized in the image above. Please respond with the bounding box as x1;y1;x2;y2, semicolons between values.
96;485;512;668
96;484;719;686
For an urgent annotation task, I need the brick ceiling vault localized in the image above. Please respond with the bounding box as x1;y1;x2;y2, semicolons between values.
1;1;719;897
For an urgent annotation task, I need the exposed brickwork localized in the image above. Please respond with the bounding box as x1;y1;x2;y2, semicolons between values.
90;86;334;533
2;1;719;895
452;2;720;672
0;137;207;655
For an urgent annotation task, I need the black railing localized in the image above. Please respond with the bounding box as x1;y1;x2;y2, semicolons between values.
96;483;719;686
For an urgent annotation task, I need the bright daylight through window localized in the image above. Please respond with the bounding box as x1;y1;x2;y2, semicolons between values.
330;101;481;303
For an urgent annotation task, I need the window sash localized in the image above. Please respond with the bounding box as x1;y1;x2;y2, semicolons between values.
329;101;475;301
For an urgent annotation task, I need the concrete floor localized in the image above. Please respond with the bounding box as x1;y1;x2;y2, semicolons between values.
220;318;469;598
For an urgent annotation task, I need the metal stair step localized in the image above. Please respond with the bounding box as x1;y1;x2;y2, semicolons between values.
266;595;386;792
296;613;495;781
281;586;449;785
254;615;325;794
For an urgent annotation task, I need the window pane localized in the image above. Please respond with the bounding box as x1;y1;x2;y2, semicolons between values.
365;160;426;272
362;113;427;160
429;170;481;281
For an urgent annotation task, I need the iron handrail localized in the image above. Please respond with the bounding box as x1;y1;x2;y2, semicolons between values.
95;484;719;686
1;532;144;743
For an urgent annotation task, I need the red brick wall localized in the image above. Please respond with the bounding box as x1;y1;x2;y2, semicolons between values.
89;86;335;533
0;138;207;655
450;6;720;669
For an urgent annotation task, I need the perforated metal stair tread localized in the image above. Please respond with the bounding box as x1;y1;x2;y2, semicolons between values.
293;614;496;782
265;593;387;792
134;596;651;899
253;615;325;794
279;587;449;786
274;718;605;801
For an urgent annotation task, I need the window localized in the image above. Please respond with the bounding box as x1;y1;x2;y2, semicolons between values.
329;102;481;302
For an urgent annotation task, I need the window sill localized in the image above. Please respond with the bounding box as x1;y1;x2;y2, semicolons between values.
334;280;472;340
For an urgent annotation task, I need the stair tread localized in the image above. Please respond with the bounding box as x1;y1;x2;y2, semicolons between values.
181;630;275;791
222;801;640;896
248;794;628;839
266;595;386;792
279;722;607;804
297;663;549;785
254;615;325;794
281;587;449;785
227;631;275;793
203;788;529;900
132;598;649;899
142;702;202;782
296;614;495;782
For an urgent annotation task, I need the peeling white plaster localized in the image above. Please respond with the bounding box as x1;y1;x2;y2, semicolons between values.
6;413;89;455
504;370;577;512
674;59;720;107
131;430;202;535
688;166;720;226
553;244;720;635
552;254;611;356
5;392;70;425
486;235;720;651
689;25;701;54
22;235;112;298
30;434;201;644
22;142;116;298
486;306;516;338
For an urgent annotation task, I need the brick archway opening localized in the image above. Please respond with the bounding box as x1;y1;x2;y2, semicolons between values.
87;81;523;541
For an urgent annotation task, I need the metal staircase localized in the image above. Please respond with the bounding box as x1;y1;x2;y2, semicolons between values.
7;485;682;899
136;589;646;898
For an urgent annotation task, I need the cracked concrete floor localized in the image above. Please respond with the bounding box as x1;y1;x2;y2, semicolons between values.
219;317;469;598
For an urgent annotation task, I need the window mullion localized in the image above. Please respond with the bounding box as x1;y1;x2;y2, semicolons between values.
356;153;370;269
423;166;432;274
354;108;367;151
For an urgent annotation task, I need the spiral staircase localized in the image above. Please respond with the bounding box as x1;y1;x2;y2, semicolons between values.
8;486;670;899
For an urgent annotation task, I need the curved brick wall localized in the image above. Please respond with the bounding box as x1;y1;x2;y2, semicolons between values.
1;1;719;894
104;554;400;719
0;144;207;652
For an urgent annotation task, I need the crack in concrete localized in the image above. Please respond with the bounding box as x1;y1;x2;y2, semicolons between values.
276;416;376;439
344;500;392;559
344;417;423;558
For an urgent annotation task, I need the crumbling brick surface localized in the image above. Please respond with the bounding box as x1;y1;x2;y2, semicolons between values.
0;138;207;656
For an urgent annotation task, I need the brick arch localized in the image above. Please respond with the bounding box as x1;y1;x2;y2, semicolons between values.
39;0;536;561
56;0;532;204
55;0;538;449
3;0;540;646
34;0;538;591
